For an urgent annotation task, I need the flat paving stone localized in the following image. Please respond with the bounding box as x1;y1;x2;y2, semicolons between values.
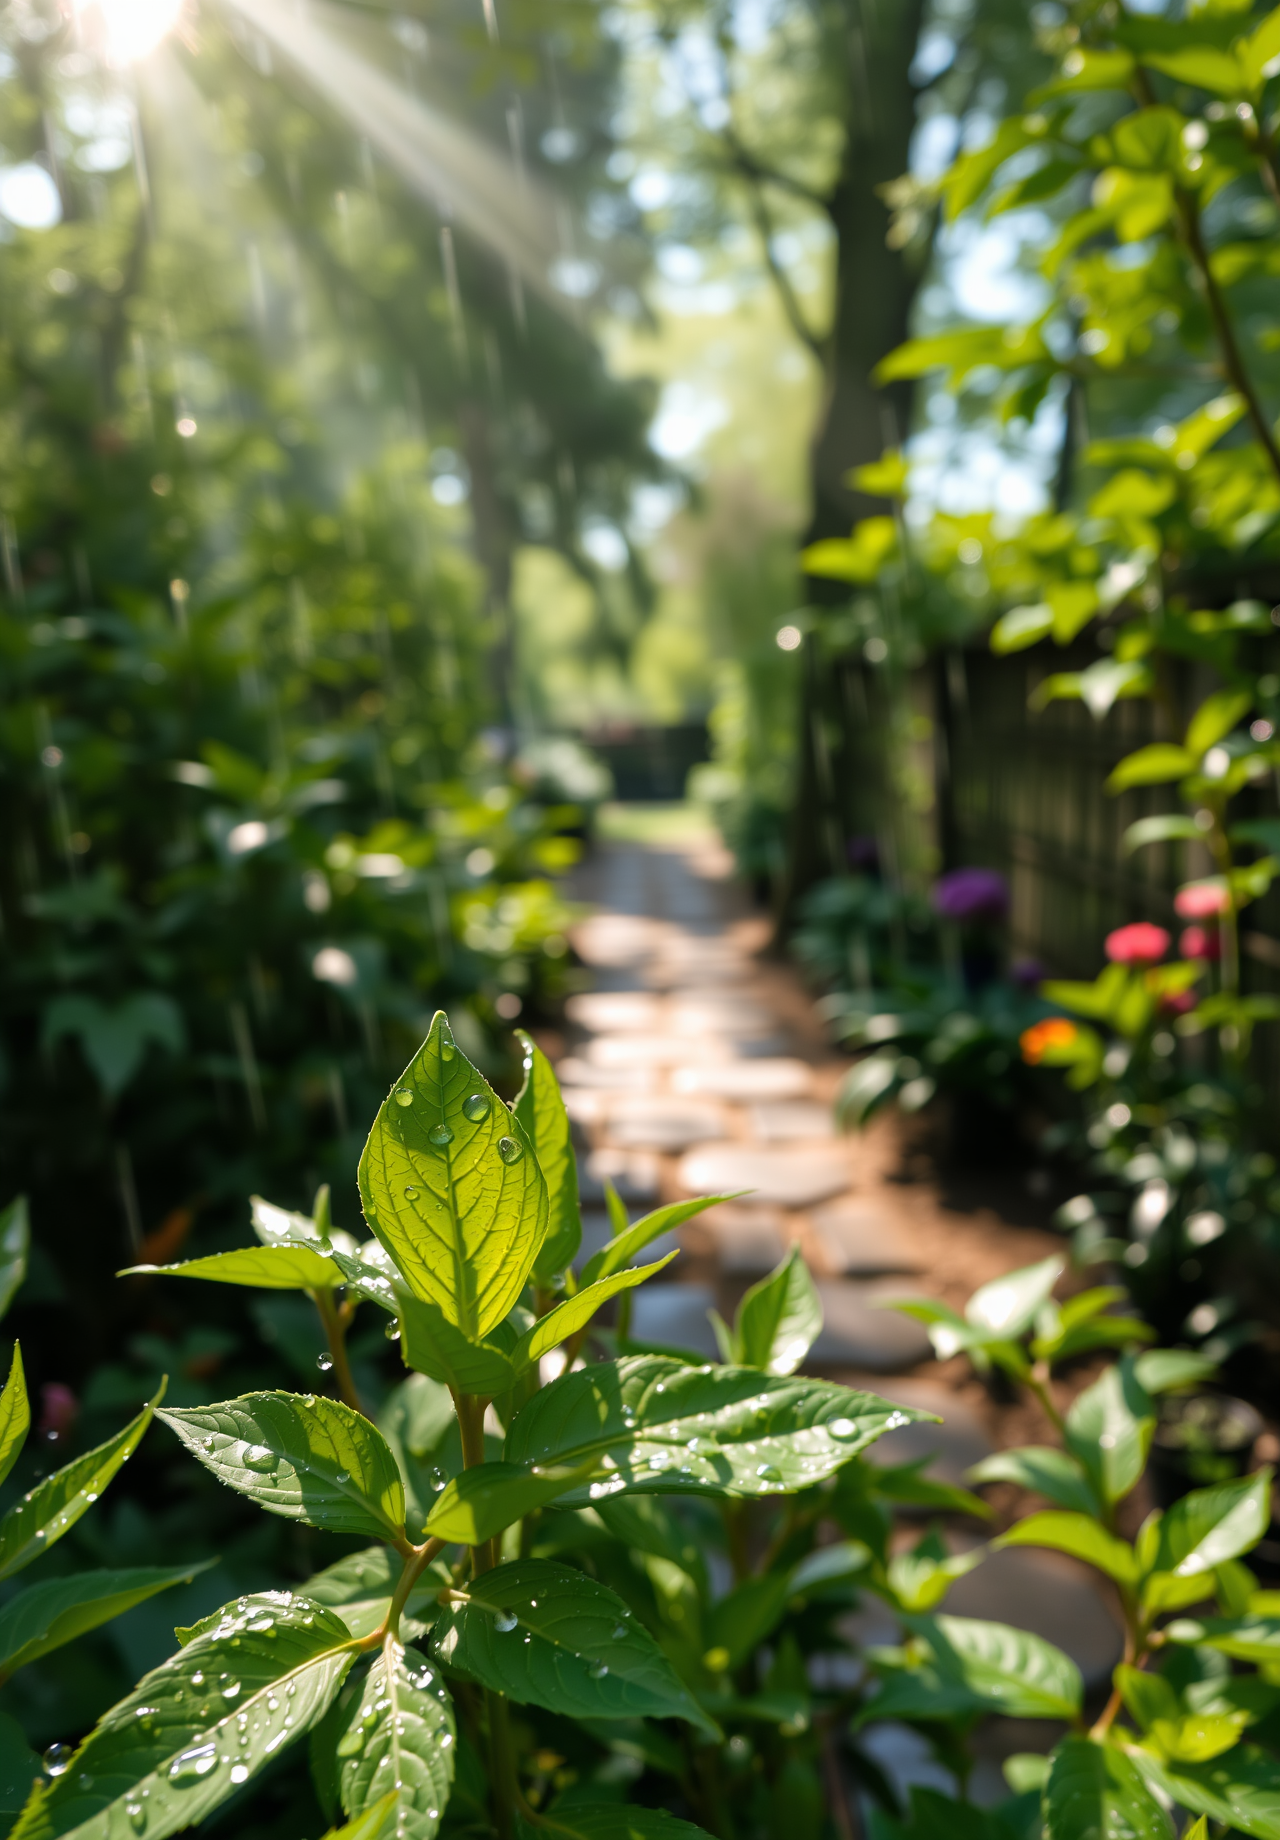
808;1200;922;1276
565;992;664;1032
945;1545;1122;1686
562;1088;609;1126
572;915;663;967
606;1097;727;1153
580;1147;661;1203
807;1280;933;1371
555;1059;656;1092
669;997;776;1037
678;1144;851;1209
672;1059;813;1101
749;1101;836;1143
700;1204;790;1273
628;1283;720;1358
587;1033;732;1069
858;1377;993;1483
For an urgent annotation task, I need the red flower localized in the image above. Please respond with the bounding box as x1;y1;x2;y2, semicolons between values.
1180;924;1221;961
1158;989;1197;1016
1020;1018;1079;1065
1175;880;1230;918
1105;922;1170;965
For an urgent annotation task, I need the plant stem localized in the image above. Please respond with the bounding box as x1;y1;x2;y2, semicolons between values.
1027;1363;1066;1438
384;1537;446;1641
313;1287;363;1416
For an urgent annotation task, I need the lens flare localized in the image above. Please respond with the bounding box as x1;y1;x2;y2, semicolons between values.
80;0;182;64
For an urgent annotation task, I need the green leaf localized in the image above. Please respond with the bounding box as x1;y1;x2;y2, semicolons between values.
1117;1663;1178;1733
887;1541;984;1613
503;1357;931;1501
872;1461;993;1521
512;1256;678;1373
431;1558;716;1735
991;603;1053;654
424;1459;594;1547
251;1195;329;1247
122;1244;342;1292
333;1253;518;1399
533;1806;713;1840
1186;689;1252;758
0;1387;161;1582
1123;815;1203;854
11;1592;355;1840
909;1615;1082;1720
514;1032;582;1283
1164;1614;1280;1663
1048;581;1099;645
965;1258;1062;1339
358;1013;548;1338
1131;1745;1280;1840
1065;1360;1153;1506
789;1539;872;1596
734;1246;822;1376
0;1346;28;1494
1105;744;1196;793
996;1512;1137;1585
1243;5;1280;91
0;1710;38;1816
0;1202;28;1324
1142;47;1245;95
966;1447;1099;1515
1153;1472;1272;1579
321;1795;399;1840
0;1563;215;1679
1133;1349;1218;1394
579;1196;737;1288
334;1635;454;1840
1045;1737;1171;1840
158;1392;406;1541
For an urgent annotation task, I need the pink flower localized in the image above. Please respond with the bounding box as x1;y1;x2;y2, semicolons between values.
1158;989;1197;1016
1105;922;1170;966
1180;924;1221;961
1175;879;1230;918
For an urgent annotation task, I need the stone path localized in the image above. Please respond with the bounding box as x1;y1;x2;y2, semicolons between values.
550;813;1125;1803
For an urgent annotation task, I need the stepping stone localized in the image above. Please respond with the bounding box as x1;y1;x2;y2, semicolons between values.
628;1283;720;1358
807;1281;933;1372
587;1033;732;1069
606;1097;726;1153
669;997;776;1037
808;1200;922;1276
556;1058;656;1093
561;1088;608;1126
749;1102;836;1143
678;1144;851;1209
580;1147;661;1204
565;992;663;1032
945;1545;1123;1686
858;1377;993;1484
701;1205;789;1274
572;915;661;967
672;1059;813;1101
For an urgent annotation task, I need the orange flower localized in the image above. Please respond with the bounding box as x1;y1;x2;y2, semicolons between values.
1020;1017;1079;1065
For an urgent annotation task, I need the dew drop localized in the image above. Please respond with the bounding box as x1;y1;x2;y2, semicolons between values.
76;1773;94;1791
612;1625;627;1640
440;1035;456;1062
316;1353;334;1374
191;1672;205;1687
126;1802;146;1832
826;1417;858;1442
587;1661;609;1680
229;1764;250;1785
428;1124;454;1149
200;1436;215;1451
462;1092;491;1122
168;1744;219;1784
242;1445;275;1473
394;1089;414;1108
221;1680;242;1701
385;1320;401;1342
493;1611;518;1633
43;1743;73;1776
756;1463;782;1482
497;1137;523;1165
335;1470;351;1484
404;1186;419;1200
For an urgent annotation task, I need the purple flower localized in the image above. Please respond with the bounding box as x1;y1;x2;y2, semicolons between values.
931;867;1009;924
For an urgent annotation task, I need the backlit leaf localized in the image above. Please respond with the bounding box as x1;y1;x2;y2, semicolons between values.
512;1256;678;1373
0;1563;215;1677
514;1032;582;1283
0;1346;28;1494
1164;1615;1280;1664
358;1013;548;1339
122;1244;342;1292
334;1635;454;1840
159;1392;406;1541
424;1460;594;1547
734;1246;822;1376
908;1615;1082;1719
1153;1472;1271;1580
1105;744;1196;794
966;1447;1099;1515
11;1592;355;1840
1065;1360;1153;1505
996;1512;1137;1585
579;1196;741;1288
0;1201;28;1324
965;1258;1062;1338
1185;690;1252;759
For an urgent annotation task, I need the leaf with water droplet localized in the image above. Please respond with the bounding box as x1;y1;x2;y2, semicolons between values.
157;1395;406;1542
118;1244;342;1295
512;1032;581;1281
508;1255;678;1378
0;1384;164;1583
330;1636;454;1840
502;1356;937;1502
10;1593;354;1840
0;1343;29;1495
460;1092;490;1123
424;1459;597;1548
358;1012;547;1340
732;1245;823;1377
0;1561;216;1677
430;1560;716;1736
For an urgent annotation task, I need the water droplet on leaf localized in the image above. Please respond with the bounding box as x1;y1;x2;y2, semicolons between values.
403;1186;419;1200
756;1463;782;1482
221;1680;241;1701
493;1610;518;1633
126;1803;146;1832
316;1353;334;1373
429;1124;454;1148
588;1661;609;1679
497;1136;523;1164
462;1092;490;1122
168;1744;219;1784
385;1320;401;1342
335;1470;351;1484
394;1089;414;1108
826;1417;858;1441
242;1445;274;1473
229;1764;249;1785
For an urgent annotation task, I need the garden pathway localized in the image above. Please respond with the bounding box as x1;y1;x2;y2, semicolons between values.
549;812;1124;1803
